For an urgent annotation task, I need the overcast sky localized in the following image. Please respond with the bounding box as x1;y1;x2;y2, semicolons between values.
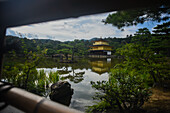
7;11;157;42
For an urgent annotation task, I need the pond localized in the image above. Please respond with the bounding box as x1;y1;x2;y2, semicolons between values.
37;57;121;111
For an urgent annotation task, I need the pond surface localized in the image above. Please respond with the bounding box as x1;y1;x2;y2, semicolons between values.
37;58;120;111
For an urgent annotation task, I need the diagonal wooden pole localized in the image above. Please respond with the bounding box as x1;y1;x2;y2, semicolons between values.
0;27;6;79
0;82;83;113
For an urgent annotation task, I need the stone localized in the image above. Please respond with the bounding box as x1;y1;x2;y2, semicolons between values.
49;81;74;106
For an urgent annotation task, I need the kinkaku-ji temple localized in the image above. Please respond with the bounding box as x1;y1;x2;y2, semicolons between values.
89;39;112;58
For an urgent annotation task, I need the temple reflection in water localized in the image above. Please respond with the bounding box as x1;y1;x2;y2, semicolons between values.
88;58;112;75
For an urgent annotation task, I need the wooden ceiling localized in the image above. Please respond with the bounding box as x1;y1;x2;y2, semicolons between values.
0;0;168;28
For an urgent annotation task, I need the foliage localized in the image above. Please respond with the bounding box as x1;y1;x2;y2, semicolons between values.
86;100;111;113
19;39;48;89
87;67;151;113
119;28;170;84
87;26;170;112
5;36;92;57
102;5;169;29
49;71;60;84
151;21;170;56
152;21;170;35
131;28;151;47
26;69;47;96
2;39;60;96
5;35;133;57
87;43;155;112
116;43;170;84
61;71;85;83
3;68;60;96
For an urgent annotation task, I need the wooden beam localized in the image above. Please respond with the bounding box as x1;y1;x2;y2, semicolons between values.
0;27;6;79
0;0;167;28
0;82;83;113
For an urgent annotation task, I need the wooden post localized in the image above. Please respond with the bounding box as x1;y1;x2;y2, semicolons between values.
0;27;6;79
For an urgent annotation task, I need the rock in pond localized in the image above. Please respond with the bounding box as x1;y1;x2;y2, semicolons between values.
49;81;74;106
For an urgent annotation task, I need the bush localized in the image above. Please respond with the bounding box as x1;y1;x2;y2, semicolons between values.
87;68;151;113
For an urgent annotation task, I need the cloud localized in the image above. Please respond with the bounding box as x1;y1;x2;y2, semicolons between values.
7;11;156;42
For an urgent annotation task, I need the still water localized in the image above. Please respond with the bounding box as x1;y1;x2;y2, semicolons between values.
37;58;120;111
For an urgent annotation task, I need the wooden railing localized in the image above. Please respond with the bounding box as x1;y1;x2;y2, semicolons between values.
0;82;83;113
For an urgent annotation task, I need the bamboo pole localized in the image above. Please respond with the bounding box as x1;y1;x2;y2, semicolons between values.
0;82;83;113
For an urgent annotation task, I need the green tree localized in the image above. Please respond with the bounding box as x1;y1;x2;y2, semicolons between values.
2;40;61;96
47;48;57;56
87;67;151;113
57;44;73;60
102;5;169;30
117;43;170;84
150;21;170;56
132;28;151;47
87;30;170;112
152;21;170;35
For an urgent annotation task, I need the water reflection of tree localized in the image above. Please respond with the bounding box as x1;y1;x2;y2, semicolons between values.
50;58;88;83
58;64;85;83
61;71;85;83
39;58;121;83
57;58;90;70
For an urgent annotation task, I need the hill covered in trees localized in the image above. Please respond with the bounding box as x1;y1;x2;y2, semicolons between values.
5;35;132;57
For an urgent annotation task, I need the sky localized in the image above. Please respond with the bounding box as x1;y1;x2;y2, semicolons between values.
6;11;158;42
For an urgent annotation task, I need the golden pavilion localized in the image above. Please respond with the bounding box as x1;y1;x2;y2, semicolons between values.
89;39;112;58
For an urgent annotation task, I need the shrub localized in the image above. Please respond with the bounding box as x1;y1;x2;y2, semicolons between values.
87;68;151;113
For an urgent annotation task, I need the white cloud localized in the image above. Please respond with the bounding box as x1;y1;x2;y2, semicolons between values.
7;11;155;42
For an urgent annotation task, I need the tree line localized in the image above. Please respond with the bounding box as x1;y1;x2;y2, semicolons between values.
5;23;170;58
5;35;132;57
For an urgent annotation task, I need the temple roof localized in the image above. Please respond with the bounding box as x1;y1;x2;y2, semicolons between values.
90;45;112;47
